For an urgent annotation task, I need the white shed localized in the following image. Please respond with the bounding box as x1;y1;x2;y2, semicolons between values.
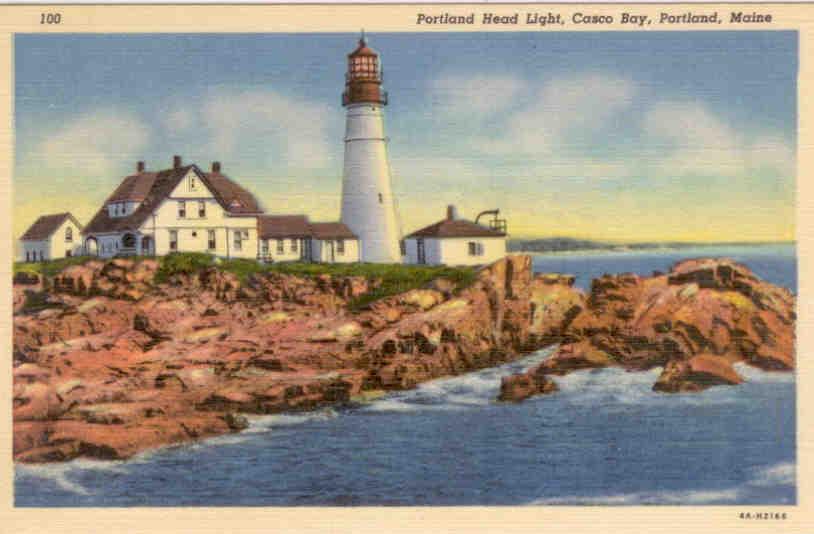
404;206;507;266
311;222;360;263
19;212;84;262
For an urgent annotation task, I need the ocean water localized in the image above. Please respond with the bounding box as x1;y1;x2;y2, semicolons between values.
14;244;796;506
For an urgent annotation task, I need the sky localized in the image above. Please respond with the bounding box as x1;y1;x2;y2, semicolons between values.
14;31;797;242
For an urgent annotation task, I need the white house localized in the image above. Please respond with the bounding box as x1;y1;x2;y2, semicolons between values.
19;212;84;262
80;156;360;264
404;206;507;266
83;157;263;259
311;222;360;263
257;215;314;262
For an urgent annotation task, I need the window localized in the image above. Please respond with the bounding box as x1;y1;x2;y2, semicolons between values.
25;251;30;262
276;239;284;254
178;201;186;218
378;193;383;204
65;227;73;242
208;230;216;250
198;200;206;218
468;242;484;256
190;177;196;190
337;239;345;255
399;240;406;256
39;251;44;261
291;239;298;253
234;230;243;251
66;250;72;258
261;240;269;256
169;230;178;251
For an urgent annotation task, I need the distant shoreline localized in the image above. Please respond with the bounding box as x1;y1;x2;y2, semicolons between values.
508;238;795;255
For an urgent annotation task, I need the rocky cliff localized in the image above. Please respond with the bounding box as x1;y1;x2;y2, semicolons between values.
498;258;795;402
13;255;582;463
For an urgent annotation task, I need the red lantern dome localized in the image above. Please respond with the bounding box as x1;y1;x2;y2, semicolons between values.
342;34;387;106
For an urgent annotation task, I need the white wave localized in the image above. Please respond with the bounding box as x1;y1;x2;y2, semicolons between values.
734;363;796;384
16;463;93;496
530;487;741;506
554;367;663;406
749;462;796;487
362;348;558;413
529;461;796;506
244;408;339;433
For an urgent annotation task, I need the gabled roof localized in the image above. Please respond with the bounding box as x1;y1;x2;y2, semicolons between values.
258;215;312;239
405;218;506;239
311;222;357;240
21;212;82;241
83;164;263;235
107;172;159;202
203;171;262;215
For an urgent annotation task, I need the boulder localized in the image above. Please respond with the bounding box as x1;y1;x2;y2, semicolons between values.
497;373;558;402
653;353;744;393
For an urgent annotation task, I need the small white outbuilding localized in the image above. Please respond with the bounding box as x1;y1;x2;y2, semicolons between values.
403;206;507;266
19;212;84;262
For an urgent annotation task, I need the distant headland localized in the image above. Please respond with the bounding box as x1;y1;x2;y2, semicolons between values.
508;237;795;254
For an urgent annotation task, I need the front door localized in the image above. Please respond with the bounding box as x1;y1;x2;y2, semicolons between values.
417;239;426;264
301;238;312;262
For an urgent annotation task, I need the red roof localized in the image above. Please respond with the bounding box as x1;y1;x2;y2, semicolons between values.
310;222;357;240
257;215;312;239
84;164;263;235
348;37;378;57
405;218;506;239
21;212;82;241
106;172;159;202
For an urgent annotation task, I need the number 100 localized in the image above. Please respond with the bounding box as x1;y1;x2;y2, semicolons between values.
40;13;61;24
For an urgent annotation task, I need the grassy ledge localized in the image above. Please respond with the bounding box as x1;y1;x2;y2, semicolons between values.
15;252;478;311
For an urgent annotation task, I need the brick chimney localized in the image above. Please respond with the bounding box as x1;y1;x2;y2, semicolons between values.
212;161;221;173
447;205;457;221
136;161;145;173
173;155;182;169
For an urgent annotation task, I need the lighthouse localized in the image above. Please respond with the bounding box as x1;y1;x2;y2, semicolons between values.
340;34;403;263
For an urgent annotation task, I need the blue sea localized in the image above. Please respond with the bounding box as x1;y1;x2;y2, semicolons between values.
15;244;796;506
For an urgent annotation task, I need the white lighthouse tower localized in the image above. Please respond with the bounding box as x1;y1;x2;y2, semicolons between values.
340;35;403;263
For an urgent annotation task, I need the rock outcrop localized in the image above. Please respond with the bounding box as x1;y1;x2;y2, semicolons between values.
13;255;582;463
500;258;795;399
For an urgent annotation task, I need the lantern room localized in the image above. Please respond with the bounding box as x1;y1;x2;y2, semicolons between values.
342;34;388;106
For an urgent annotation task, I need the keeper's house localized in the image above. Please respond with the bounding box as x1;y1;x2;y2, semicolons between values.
72;156;358;263
403;205;507;266
19;212;84;262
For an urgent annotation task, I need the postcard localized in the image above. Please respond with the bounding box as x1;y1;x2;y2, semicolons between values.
1;3;811;532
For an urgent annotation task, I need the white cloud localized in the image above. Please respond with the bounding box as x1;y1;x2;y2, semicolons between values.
642;101;794;178
429;74;526;116
164;108;194;132
197;89;339;169
499;73;638;154
33;110;150;176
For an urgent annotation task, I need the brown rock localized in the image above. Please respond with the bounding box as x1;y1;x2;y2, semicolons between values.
498;373;558;402
653;353;744;393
